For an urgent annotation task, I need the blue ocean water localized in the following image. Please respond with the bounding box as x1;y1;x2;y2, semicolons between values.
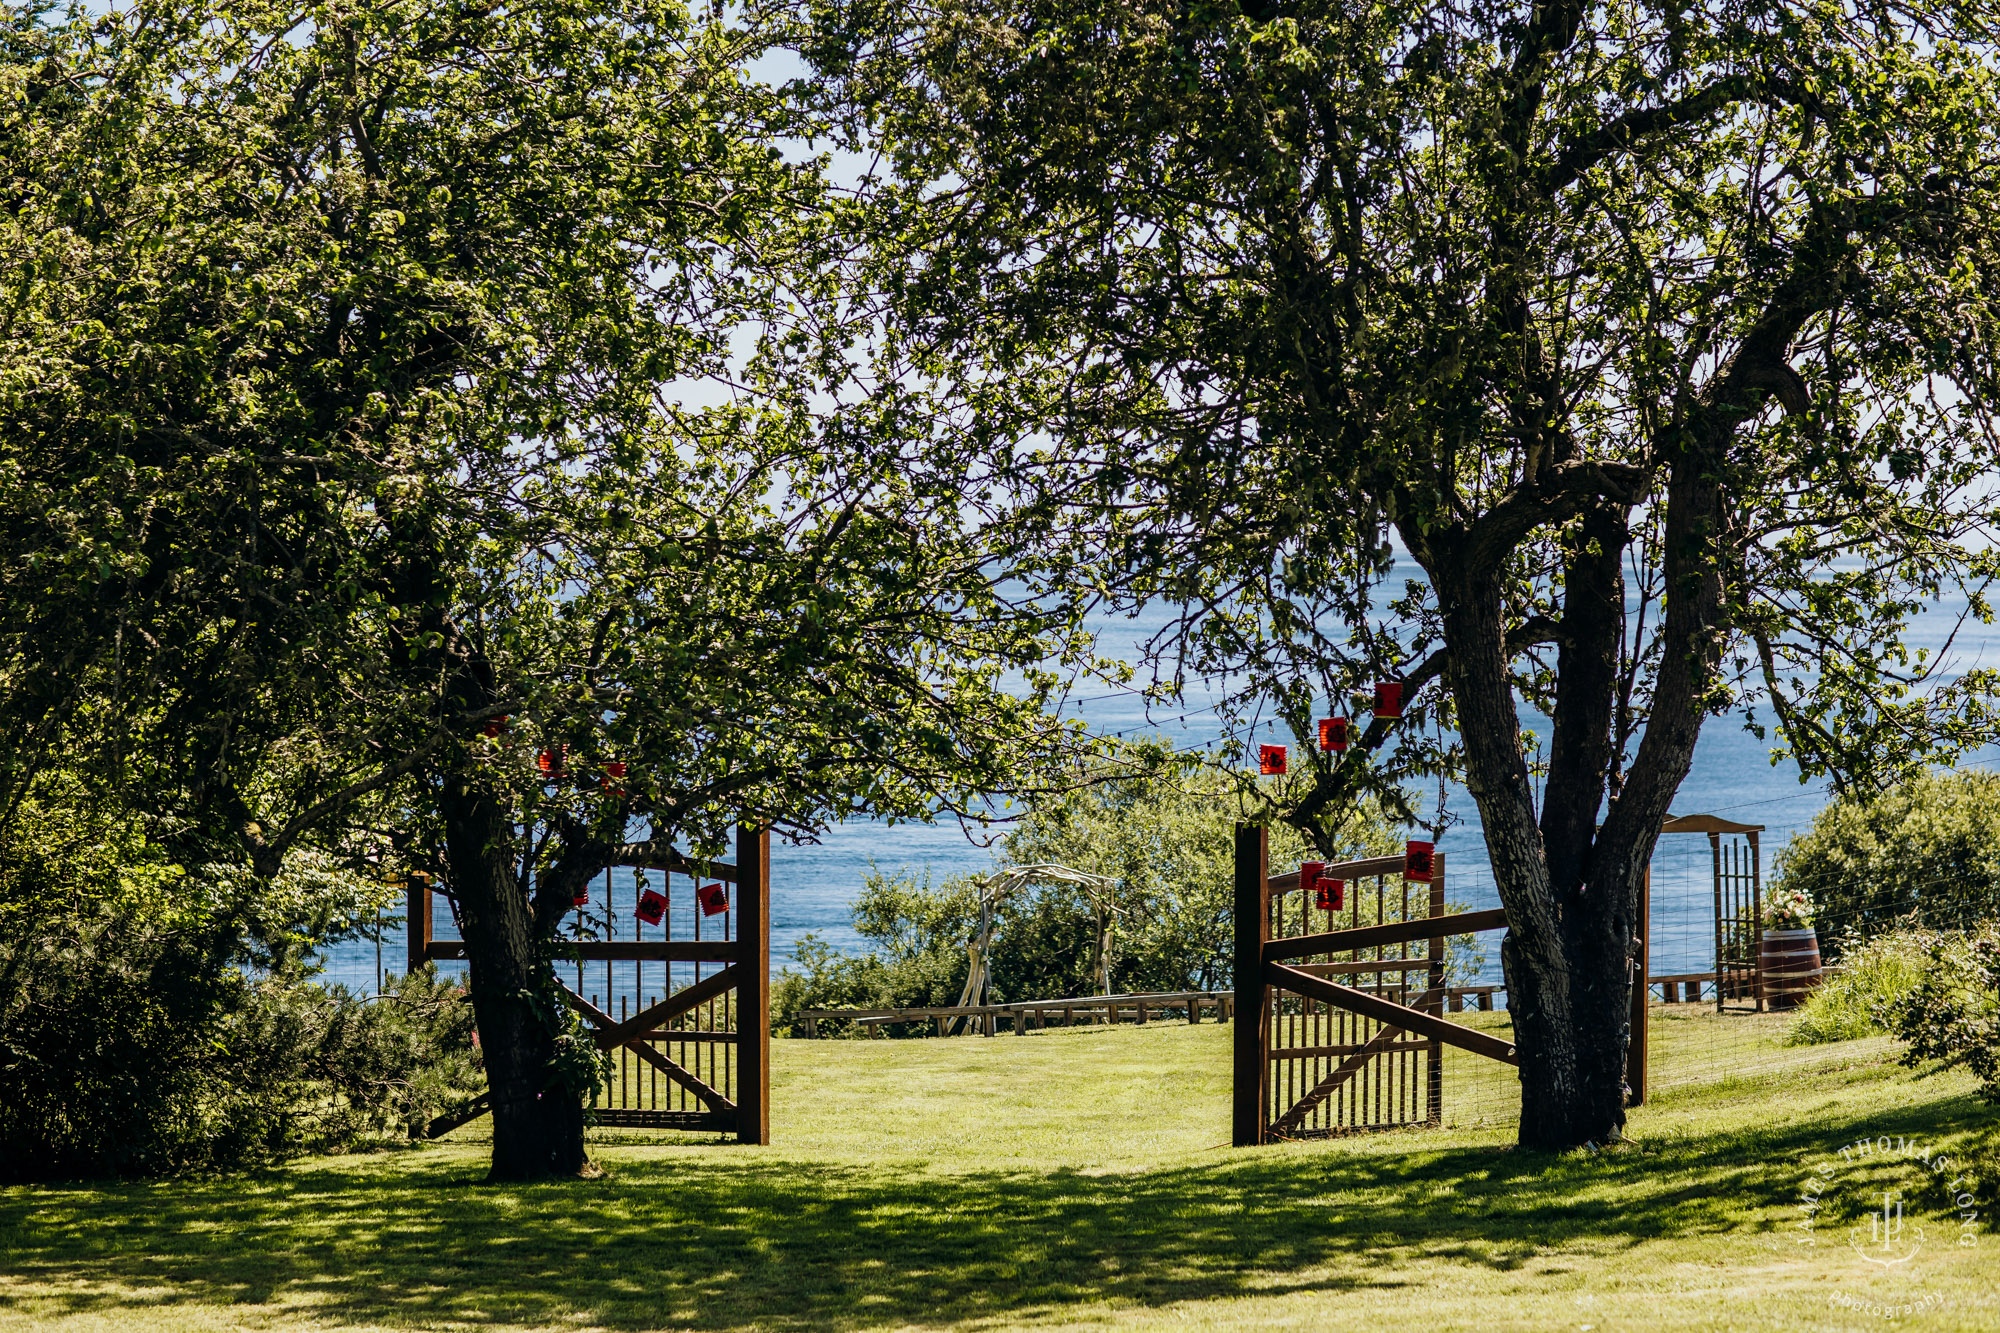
320;589;2000;997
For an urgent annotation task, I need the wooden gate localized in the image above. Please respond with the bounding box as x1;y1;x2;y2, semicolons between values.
1232;825;1516;1144
411;824;770;1143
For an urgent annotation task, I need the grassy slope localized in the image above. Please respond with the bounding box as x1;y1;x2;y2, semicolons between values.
1;1017;1993;1333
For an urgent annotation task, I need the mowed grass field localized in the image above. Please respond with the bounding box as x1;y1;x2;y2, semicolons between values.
1;1014;1994;1332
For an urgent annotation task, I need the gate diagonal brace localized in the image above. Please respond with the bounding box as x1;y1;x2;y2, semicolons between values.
589;964;742;1048
1270;987;1444;1136
560;985;738;1114
1266;964;1518;1066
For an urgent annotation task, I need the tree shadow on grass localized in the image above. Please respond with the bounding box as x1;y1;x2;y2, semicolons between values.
0;1092;1984;1330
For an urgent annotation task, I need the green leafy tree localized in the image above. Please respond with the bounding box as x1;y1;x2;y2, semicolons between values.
807;0;2000;1146
1771;770;2000;950
1;2;1094;1178
1003;748;1405;993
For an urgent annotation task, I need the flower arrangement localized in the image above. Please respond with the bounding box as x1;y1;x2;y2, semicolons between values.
1764;884;1816;931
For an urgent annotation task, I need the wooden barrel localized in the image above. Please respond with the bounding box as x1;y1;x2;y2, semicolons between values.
1759;928;1824;1010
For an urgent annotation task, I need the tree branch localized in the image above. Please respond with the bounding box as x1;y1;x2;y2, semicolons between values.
1543;76;1761;195
1465;460;1647;571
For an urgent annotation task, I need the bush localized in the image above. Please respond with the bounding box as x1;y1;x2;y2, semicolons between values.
1784;927;1934;1046
0;784;481;1178
1768;770;2000;957
0;898;484;1178
1883;923;2000;1106
226;964;485;1152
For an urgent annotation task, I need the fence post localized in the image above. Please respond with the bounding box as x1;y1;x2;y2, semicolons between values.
736;823;771;1145
1626;863;1650;1107
1232;823;1270;1147
406;874;430;975
1427;854;1446;1125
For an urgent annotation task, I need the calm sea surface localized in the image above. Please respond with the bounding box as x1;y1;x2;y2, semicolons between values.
320;588;2000;998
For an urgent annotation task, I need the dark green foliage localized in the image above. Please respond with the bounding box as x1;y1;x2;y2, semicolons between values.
0;919;482;1180
0;786;481;1179
1884;924;2000;1108
230;965;485;1151
1770;771;2000;955
0;906;253;1179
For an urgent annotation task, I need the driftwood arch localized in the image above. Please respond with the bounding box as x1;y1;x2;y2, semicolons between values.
949;863;1120;1028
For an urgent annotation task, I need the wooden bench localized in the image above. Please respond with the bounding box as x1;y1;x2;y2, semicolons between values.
1445;986;1501;1012
1650;972;1717;1003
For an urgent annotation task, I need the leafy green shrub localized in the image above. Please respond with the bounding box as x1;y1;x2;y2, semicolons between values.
0;784;481;1178
1883;924;2000;1106
1769;771;2000;957
225;965;485;1151
0;902;483;1178
1785;927;1934;1046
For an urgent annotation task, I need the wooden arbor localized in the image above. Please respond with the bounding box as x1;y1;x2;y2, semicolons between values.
950;863;1120;1027
1659;813;1766;1012
410;824;771;1143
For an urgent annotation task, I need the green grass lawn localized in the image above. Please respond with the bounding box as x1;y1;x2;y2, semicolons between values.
2;1016;1994;1332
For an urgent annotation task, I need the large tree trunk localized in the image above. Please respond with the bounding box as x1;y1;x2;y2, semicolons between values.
1418;447;1722;1149
1429;514;1663;1151
441;766;589;1180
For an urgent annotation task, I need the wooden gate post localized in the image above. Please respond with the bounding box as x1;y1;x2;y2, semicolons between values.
736;823;771;1145
406;874;431;976
1232;823;1270;1147
1626;863;1650;1107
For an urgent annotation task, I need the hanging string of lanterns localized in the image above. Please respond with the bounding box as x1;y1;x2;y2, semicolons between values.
1257;679;1408;776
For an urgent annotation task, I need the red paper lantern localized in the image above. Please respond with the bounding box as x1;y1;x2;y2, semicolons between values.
573;887;589;907
600;760;627;797
635;887;667;925
697;882;728;917
537;746;565;778
1315;878;1345;912
1318;718;1349;752
1258;744;1287;775
604;761;627;779
1404;839;1435;882
481;714;510;739
1374;682;1404;718
1300;860;1323;897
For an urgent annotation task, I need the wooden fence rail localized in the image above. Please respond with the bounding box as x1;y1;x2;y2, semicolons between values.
798;991;1234;1037
794;971;1713;1041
